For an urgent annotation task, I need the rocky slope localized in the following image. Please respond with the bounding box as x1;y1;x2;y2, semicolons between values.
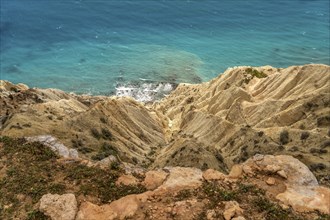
0;137;329;219
0;64;330;219
1;64;329;179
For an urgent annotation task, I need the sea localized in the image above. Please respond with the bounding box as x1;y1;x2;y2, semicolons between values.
1;0;329;101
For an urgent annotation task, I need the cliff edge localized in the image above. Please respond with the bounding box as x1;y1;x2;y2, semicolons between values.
0;64;329;219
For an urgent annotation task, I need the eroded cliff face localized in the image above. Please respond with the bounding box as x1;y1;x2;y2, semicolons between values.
1;64;329;180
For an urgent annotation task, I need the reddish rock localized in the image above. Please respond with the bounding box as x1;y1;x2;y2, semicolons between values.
155;167;203;193
115;174;139;186
223;201;244;220
76;202;117;220
143;170;168;190
203;169;226;181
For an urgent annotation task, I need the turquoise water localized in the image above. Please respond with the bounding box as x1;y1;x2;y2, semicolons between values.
1;0;329;95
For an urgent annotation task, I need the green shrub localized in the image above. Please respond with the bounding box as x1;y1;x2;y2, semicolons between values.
279;130;289;145
300;131;310;140
91;128;101;139
245;68;268;78
101;128;113;140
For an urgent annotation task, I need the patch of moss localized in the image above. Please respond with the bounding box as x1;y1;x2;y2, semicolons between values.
26;210;50;220
91;142;118;161
101;128;113;140
175;189;193;201
245;68;268;78
279;130;289;145
253;196;292;220
202;182;237;208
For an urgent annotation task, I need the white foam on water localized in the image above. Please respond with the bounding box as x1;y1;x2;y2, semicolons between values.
115;82;175;102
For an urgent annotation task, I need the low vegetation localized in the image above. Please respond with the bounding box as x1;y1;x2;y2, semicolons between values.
279;130;289;145
244;68;268;83
0;136;145;220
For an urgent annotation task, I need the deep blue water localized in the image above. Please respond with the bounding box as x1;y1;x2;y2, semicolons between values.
1;0;329;95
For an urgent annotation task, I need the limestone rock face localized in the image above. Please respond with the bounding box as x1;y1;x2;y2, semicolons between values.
244;154;318;186
26;135;79;158
39;193;77;220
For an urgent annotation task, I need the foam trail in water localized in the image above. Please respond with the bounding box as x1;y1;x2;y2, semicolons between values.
115;82;176;102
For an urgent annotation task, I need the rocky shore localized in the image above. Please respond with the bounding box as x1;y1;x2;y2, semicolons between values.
0;64;329;219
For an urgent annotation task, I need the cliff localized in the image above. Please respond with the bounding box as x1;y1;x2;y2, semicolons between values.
0;64;329;219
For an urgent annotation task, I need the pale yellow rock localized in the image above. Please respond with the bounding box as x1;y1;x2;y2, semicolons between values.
229;165;243;178
39;193;77;220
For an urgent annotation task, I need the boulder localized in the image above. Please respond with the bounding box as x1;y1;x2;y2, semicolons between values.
155;167;203;193
143;170;168;190
203;169;226;181
39;193;77;220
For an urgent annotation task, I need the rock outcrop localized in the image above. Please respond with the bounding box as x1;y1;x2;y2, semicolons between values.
240;154;330;214
69;154;330;219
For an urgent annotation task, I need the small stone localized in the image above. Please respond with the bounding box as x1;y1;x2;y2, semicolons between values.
277;170;288;179
266;177;276;185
